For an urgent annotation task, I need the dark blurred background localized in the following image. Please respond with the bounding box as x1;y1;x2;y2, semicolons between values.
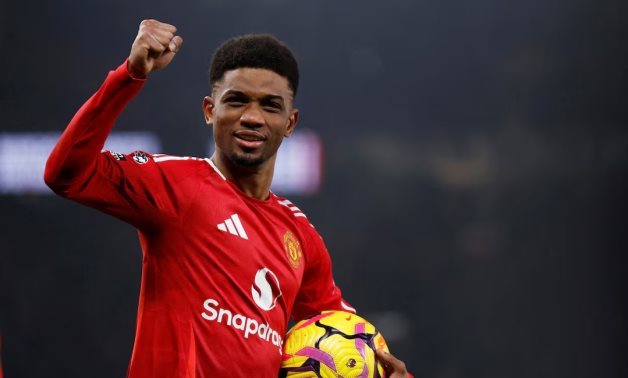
1;0;628;377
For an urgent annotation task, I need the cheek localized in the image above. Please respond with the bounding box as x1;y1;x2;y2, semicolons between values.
270;114;291;129
214;107;241;123
212;117;230;142
212;112;235;131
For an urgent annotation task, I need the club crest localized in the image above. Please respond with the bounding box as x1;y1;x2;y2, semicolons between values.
283;231;303;269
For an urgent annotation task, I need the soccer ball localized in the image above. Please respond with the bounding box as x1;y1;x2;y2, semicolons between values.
280;310;389;378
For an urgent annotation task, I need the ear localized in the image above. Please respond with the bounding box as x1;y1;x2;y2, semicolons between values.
284;108;299;138
202;96;215;125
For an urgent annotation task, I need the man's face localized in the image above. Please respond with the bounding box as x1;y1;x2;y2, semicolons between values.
203;68;299;169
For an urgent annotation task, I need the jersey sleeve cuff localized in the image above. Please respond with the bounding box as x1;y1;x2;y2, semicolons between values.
111;59;148;83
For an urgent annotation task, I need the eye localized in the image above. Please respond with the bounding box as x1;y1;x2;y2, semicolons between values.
262;101;283;112
225;96;247;106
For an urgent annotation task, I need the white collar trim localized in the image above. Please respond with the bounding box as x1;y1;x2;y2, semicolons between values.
204;158;227;180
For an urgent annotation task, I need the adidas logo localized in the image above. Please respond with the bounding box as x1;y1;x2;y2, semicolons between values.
217;214;249;240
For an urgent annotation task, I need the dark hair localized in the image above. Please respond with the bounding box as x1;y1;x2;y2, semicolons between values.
209;34;299;96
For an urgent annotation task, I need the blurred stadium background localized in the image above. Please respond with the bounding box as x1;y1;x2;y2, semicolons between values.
1;0;627;376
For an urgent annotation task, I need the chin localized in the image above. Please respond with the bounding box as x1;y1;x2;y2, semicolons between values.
229;152;265;167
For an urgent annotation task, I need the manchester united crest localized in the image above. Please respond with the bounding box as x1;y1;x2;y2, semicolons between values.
283;231;303;269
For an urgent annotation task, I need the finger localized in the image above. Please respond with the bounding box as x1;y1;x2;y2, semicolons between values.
149;28;176;43
161;22;177;34
139;20;176;45
168;35;183;53
145;28;181;53
140;19;177;34
146;29;175;50
376;349;392;370
142;32;168;55
133;29;168;54
152;19;177;34
376;349;407;374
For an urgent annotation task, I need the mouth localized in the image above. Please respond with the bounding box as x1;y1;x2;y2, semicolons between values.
233;130;266;149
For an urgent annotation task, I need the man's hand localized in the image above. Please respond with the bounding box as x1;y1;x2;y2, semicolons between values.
376;349;410;378
127;19;183;79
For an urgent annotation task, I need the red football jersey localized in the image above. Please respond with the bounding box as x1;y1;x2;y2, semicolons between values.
45;62;355;378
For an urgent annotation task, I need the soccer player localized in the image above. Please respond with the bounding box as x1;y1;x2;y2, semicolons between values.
45;19;409;377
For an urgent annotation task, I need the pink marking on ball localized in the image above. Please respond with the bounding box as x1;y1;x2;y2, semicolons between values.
296;346;337;371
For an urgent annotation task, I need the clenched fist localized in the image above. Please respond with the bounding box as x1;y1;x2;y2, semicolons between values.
127;19;183;79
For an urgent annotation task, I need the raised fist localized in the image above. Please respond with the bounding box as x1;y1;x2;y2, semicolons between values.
127;19;183;79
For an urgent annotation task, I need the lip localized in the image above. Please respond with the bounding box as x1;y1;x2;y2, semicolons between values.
233;130;266;149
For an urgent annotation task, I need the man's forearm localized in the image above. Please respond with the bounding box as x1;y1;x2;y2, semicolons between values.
44;61;145;196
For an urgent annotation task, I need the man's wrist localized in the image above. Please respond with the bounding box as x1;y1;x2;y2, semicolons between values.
125;60;147;80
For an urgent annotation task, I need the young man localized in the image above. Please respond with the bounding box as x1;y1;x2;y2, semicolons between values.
45;19;408;377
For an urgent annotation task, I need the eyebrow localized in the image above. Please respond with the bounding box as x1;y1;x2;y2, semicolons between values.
222;90;285;104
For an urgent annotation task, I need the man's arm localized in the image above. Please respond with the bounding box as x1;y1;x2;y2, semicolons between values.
292;228;412;378
291;228;355;321
44;19;182;195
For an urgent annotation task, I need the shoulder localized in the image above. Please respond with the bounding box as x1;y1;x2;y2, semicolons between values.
273;195;321;238
103;150;210;169
102;150;218;181
275;196;310;223
151;153;210;167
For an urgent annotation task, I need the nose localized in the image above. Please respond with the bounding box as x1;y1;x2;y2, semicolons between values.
240;104;264;128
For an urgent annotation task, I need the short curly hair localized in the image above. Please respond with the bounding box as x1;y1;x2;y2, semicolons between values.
209;34;299;96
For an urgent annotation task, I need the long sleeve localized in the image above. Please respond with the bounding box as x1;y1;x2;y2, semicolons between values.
44;60;145;196
43;62;188;229
291;228;356;321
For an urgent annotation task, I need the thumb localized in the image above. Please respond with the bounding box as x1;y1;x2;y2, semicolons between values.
152;35;183;72
168;35;183;53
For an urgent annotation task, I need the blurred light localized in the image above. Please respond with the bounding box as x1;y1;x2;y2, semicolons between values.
208;129;323;196
273;129;323;196
0;132;161;195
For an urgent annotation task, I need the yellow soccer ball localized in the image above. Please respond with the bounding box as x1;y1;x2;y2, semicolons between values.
280;311;389;378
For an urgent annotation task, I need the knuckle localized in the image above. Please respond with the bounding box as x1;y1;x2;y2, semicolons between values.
140;19;157;29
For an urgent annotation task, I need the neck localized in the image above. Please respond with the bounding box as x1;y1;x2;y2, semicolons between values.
210;153;275;200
